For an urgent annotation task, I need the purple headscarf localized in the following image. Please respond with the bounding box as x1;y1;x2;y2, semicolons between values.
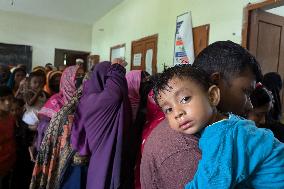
71;61;132;189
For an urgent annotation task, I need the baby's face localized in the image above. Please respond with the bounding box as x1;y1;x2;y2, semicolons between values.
157;77;215;135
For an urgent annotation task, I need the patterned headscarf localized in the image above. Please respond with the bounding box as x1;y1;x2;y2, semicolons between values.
30;70;91;189
30;87;83;189
60;66;79;104
38;66;79;119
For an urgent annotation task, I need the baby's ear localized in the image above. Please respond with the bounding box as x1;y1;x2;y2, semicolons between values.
208;85;220;107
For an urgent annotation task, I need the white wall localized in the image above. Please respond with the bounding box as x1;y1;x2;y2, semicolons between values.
0;10;92;68
91;0;265;72
267;5;284;17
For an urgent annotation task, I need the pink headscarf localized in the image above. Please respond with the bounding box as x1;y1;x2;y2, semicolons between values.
38;65;79;119
126;70;142;121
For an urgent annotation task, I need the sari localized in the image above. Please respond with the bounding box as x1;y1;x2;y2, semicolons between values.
30;66;81;189
30;88;83;189
36;66;79;150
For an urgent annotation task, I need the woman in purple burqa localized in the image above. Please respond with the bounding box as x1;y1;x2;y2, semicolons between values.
71;61;132;189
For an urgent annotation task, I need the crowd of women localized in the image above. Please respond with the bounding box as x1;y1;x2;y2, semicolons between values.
0;40;284;189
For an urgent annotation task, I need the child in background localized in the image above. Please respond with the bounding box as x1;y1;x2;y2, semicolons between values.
0;86;16;189
248;84;273;125
22;71;47;131
7;67;27;94
0;64;11;86
153;65;284;189
248;84;284;143
10;98;34;189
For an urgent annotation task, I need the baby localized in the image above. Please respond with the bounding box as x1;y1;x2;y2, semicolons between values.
153;64;284;189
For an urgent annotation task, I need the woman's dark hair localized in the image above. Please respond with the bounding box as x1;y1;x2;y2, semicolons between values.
0;85;13;97
153;64;213;106
139;71;151;98
29;70;46;85
7;67;26;89
263;72;282;121
250;86;272;108
14;67;26;75
193;40;263;84
0;63;11;84
49;72;62;93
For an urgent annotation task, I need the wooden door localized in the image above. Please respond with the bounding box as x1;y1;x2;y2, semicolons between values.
193;24;210;57
131;34;158;75
248;9;284;109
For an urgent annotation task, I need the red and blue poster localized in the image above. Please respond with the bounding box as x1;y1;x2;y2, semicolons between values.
173;12;194;65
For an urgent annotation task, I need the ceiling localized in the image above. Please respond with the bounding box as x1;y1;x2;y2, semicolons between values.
0;0;124;25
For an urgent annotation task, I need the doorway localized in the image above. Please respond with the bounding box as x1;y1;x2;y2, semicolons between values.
243;0;284;112
54;48;90;71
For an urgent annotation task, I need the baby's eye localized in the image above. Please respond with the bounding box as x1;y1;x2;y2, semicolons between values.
163;107;173;114
180;96;191;104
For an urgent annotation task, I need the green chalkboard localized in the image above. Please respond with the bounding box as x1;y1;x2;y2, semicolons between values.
0;43;32;72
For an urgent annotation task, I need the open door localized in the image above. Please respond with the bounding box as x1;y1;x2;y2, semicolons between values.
54;49;90;71
248;9;284;109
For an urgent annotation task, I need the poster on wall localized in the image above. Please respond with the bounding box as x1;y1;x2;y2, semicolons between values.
110;44;125;62
173;12;194;65
133;53;142;66
145;49;153;74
